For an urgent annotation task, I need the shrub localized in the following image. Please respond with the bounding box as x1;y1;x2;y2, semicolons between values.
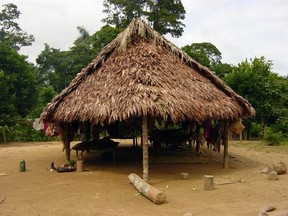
0;123;58;143
263;127;284;146
250;123;261;138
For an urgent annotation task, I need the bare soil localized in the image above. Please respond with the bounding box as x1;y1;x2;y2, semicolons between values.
0;140;288;216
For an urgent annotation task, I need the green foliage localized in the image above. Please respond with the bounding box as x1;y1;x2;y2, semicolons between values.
36;25;121;93
182;42;222;68
102;0;186;37
182;44;211;68
263;127;284;146
0;70;18;126
102;0;147;28
0;3;34;50
147;0;186;37
0;123;58;143
212;63;234;79
0;43;37;123
250;122;261;138
90;25;122;53
0;3;36;130
36;44;70;91
224;57;288;130
182;42;234;79
273;116;288;137
29;86;57;118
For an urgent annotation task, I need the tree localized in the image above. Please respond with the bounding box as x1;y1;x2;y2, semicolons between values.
0;43;37;142
181;42;232;78
212;63;233;79
90;25;122;53
0;3;37;142
36;44;69;91
0;70;18;127
224;57;288;137
36;25;121;92
102;0;186;37
0;43;37;117
102;0;147;28
29;86;57;118
0;3;34;50
0;3;36;117
147;0;186;37
182;42;222;68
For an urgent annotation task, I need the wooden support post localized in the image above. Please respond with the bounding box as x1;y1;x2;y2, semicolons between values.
204;175;214;190
60;123;74;162
196;140;200;154
128;173;166;204
142;115;149;182
83;121;91;141
239;118;243;143
195;123;201;153
222;121;229;169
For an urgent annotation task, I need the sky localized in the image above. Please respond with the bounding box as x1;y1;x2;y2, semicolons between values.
2;0;288;76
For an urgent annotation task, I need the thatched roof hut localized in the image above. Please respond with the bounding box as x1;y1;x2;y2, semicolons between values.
41;18;255;181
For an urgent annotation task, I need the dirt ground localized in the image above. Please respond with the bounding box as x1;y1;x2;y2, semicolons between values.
0;139;288;216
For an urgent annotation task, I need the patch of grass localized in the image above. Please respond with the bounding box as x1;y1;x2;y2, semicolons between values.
229;140;288;154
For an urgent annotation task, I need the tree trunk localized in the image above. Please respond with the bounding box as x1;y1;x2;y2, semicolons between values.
142;115;149;182
128;173;166;204
261;121;266;138
222;121;229;169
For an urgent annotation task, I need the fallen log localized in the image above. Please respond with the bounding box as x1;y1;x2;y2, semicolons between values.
128;173;166;204
260;204;276;213
267;162;287;175
257;204;276;216
0;196;6;204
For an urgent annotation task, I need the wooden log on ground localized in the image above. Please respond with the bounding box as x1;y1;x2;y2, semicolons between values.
128;173;166;204
268;162;287;175
260;204;276;213
204;175;214;191
277;162;286;174
257;204;276;216
268;171;278;181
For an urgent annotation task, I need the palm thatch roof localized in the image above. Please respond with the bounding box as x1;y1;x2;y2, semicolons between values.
41;18;255;125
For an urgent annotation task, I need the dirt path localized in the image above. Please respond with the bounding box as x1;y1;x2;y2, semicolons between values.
0;140;287;216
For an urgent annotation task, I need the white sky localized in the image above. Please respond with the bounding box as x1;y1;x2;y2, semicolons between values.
2;0;288;76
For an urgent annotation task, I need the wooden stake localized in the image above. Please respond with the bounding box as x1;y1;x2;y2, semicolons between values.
76;160;84;172
142;115;149;182
204;175;214;190
129;173;166;204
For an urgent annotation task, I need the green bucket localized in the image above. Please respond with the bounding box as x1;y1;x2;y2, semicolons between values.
19;160;26;172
